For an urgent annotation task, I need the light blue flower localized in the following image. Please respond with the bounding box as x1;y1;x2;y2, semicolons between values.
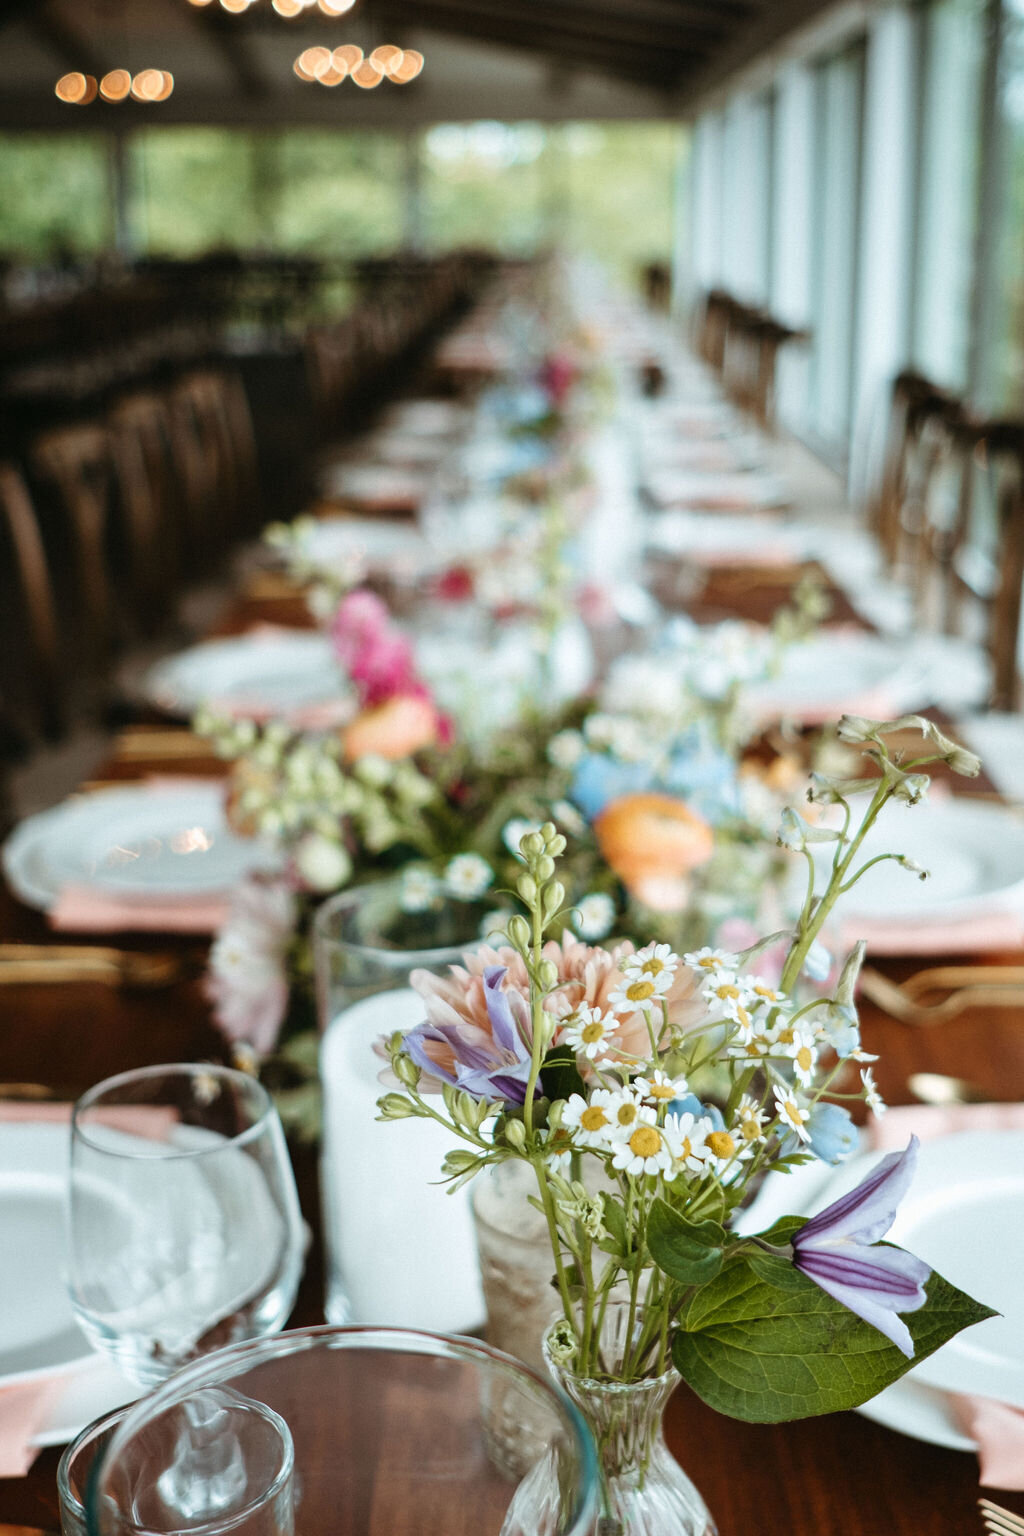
807;1102;858;1163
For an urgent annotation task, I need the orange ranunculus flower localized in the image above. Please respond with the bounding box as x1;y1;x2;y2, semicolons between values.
341;692;439;762
594;792;715;913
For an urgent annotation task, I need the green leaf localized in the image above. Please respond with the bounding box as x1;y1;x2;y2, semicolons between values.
647;1198;725;1285
671;1251;998;1423
593;1191;635;1263
540;1045;586;1103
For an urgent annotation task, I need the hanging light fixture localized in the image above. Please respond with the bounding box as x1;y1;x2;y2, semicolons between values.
293;43;424;86
56;68;174;104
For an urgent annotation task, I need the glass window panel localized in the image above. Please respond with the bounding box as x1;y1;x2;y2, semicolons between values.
988;0;1024;409
0;132;110;259
912;0;987;390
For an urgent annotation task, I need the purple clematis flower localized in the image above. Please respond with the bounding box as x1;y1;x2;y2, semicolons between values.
402;965;537;1104
791;1136;931;1357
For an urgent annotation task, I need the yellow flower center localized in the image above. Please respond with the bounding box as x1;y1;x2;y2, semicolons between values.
796;1045;814;1075
626;980;656;1003
753;983;779;1000
735;1006;752;1029
775;1025;795;1045
646;1082;676;1100
714;983;741;1000
706;1131;736;1160
744;1040;766;1057
783;1100;808;1127
679;1136;692;1159
628;1126;662;1158
740;1117;761;1143
696;957;719;969
580;1105;609;1132
616;1103;638;1126
641;958;666;976
581;1020;605;1044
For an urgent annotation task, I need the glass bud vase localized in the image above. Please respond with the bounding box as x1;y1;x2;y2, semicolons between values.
542;1306;716;1536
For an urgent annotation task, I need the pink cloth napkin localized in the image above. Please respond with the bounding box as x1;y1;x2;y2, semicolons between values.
50;886;230;933
869;1104;1024;1488
839;906;1024;955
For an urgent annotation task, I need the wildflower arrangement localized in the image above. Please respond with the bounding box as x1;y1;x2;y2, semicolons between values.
379;715;993;1415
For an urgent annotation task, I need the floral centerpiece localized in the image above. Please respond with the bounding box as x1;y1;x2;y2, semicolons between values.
377;715;993;1535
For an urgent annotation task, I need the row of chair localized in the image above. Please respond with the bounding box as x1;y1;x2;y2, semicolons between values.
0;365;259;749
870;370;1024;710
306;251;495;441
692;288;806;430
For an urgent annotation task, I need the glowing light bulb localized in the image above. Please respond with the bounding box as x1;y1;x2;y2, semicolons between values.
332;43;363;71
350;57;383;87
390;48;423;83
371;44;403;76
55;72;88;103
100;68;132;101
274;0;305;14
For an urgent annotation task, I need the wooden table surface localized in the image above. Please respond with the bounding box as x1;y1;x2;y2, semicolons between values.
2;576;1023;1535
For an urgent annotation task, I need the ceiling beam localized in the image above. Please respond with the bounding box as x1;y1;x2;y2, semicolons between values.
190;5;273;99
377;0;730;50
376;3;707;88
24;1;110;79
678;0;839;108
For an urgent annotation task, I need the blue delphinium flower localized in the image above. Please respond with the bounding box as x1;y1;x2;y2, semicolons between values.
806;1101;858;1164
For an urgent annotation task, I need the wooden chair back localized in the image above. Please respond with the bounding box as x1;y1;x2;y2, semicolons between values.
31;422;114;670
0;462;63;741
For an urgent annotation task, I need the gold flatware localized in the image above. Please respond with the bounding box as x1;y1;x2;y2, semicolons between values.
0;944;185;989
113;728;211;760
860;964;1024;1026
979;1498;1024;1536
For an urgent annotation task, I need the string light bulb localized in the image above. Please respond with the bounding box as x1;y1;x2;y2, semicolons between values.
56;68;172;104
294;43;423;87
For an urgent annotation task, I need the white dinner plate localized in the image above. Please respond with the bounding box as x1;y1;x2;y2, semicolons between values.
822;798;1024;923
2;783;282;911
289;516;430;574
745;632;934;724
0;1123;93;1385
734;1130;1024;1451
144;632;349;721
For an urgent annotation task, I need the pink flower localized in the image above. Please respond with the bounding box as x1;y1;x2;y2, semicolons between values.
331;588;431;709
404;934;708;1095
204;878;296;1057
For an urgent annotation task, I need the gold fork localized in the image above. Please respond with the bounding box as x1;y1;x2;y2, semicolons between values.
979;1498;1024;1535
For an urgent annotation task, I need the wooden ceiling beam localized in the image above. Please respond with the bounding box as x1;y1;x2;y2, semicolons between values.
190;5;273;99
679;0;838;107
23;1;110;79
378;0;726;53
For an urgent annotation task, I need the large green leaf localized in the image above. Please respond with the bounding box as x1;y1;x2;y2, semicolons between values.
647;1197;725;1285
671;1252;997;1422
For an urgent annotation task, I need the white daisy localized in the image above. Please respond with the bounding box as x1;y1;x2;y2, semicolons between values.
561;1090;618;1148
742;977;788;1007
633;1069;688;1107
683;946;740;975
733;1093;767;1147
400;865;440;913
774;1027;818;1087
727;1023;775;1061
773;1088;811;1143
663;1111;713;1175
562;1003;618;1061
572;892;617;942
622;942;679;984
604;1086;645;1137
700;1125;741;1172
701;972;746;1012
608;968;672;1012
610;1110;677;1178
547;729;586;770
444;853;494;901
861;1066;887;1116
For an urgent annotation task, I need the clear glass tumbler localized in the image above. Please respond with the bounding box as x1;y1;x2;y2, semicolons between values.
86;1326;600;1536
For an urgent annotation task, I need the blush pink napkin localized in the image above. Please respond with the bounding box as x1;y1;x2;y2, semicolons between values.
49;886;230;933
839;906;1024;956
869;1103;1024;1489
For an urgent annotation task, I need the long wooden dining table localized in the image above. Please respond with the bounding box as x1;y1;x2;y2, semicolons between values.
1;564;1023;1536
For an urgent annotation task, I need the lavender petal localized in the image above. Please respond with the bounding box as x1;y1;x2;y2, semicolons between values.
797;1137;920;1247
794;1242;931;1303
792;1256;920;1358
483;966;521;1056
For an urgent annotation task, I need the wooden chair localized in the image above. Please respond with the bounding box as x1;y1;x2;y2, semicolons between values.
0;462;63;742
871;371;954;569
971;421;1024;710
31;422;115;675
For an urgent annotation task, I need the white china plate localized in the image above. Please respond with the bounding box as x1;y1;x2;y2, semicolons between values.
144;632;348;720
2;783;282;910
644;470;791;511
290;516;430;573
0;1124;93;1385
822;798;1024;922
745;632;934;723
734;1130;1024;1451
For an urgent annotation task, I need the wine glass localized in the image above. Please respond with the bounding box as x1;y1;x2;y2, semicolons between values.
68;1063;304;1389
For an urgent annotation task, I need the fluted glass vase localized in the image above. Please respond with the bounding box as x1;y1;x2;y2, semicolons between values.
506;1304;716;1536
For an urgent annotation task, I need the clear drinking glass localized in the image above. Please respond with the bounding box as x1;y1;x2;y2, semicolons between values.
68;1064;304;1389
86;1326;600;1536
313;879;488;1331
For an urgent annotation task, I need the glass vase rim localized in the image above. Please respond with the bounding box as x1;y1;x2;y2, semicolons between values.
89;1323;602;1536
542;1312;682;1393
71;1062;276;1163
311;877;487;965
